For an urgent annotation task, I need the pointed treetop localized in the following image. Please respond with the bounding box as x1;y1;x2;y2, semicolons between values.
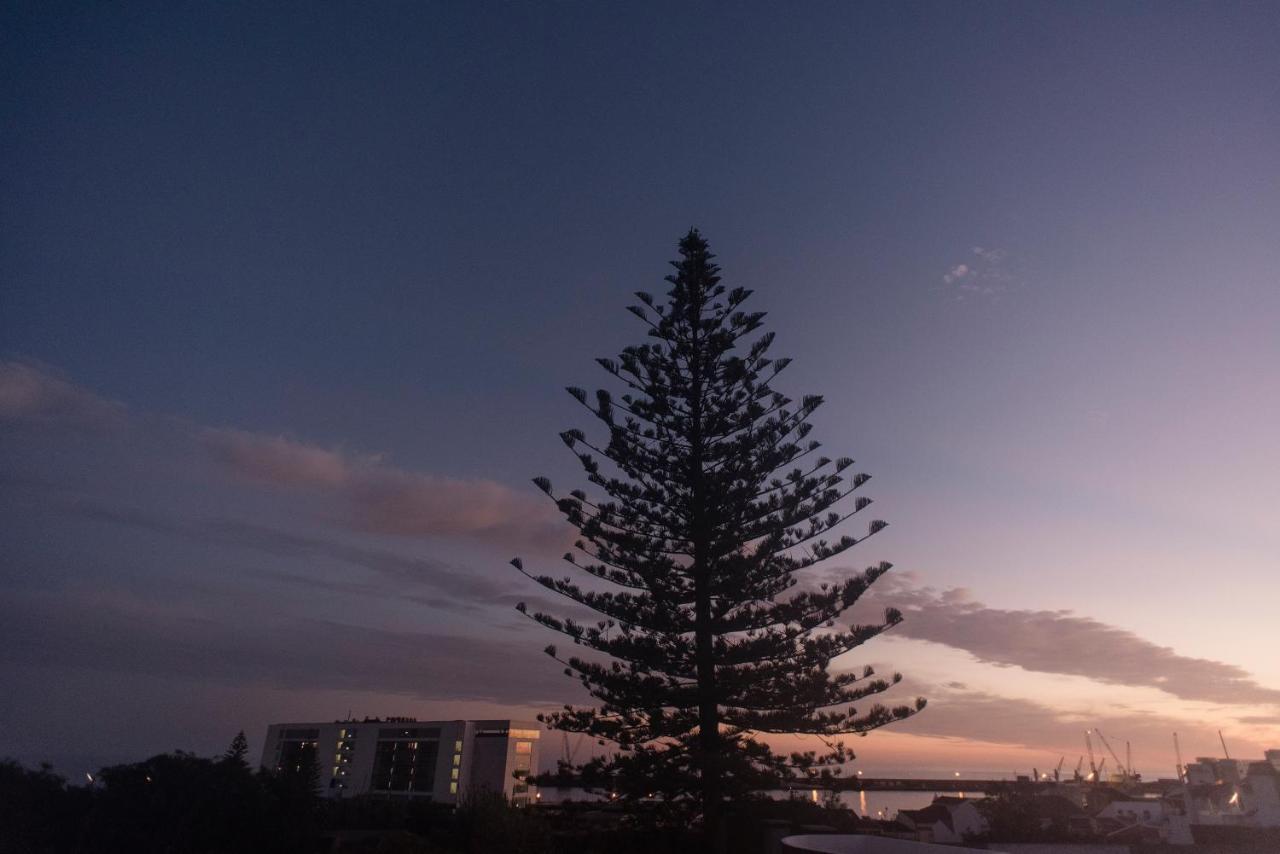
224;730;249;766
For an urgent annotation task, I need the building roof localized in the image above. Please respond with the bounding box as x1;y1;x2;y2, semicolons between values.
898;804;955;831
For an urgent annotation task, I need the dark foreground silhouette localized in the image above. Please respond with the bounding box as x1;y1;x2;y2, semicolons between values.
0;752;868;854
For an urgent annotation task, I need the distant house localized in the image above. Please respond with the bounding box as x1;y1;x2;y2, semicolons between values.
1094;797;1169;844
897;797;987;844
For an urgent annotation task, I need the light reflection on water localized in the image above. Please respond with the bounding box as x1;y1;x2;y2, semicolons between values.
776;789;978;819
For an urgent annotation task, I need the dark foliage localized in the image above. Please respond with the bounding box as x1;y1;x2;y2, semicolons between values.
0;760;92;854
977;791;1075;842
2;753;865;854
513;230;924;848
1;750;322;854
225;730;250;766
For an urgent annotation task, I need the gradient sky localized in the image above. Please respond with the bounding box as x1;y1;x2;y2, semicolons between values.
3;2;1279;780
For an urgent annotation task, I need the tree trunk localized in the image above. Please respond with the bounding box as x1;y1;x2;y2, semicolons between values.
696;581;723;853
688;293;725;854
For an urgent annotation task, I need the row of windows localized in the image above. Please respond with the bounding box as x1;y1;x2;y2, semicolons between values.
371;739;440;792
277;730;483;796
275;740;318;773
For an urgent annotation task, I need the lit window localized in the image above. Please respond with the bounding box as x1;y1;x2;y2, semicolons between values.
454;740;463;752
449;782;458;794
451;768;459;780
515;742;532;755
453;754;461;766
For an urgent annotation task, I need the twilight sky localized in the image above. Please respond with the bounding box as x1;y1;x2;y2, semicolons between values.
3;2;1279;779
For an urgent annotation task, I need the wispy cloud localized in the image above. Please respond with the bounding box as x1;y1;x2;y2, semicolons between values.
0;586;575;707
0;361;127;428
199;427;566;552
861;574;1280;706
939;246;1015;299
0;358;566;555
65;500;581;618
942;263;970;285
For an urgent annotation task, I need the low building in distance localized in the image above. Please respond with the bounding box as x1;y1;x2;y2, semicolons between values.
261;717;540;805
896;796;987;845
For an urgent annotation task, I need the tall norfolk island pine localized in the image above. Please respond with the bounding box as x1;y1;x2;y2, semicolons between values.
512;230;924;846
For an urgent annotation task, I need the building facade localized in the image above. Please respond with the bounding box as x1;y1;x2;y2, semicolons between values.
261;718;540;805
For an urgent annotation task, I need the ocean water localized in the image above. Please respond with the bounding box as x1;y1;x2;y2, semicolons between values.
777;788;983;820
537;787;981;820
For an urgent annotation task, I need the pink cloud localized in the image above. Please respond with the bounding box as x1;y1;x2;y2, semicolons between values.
200;428;566;551
889;683;1271;767
858;574;1280;706
0;360;127;427
201;428;367;487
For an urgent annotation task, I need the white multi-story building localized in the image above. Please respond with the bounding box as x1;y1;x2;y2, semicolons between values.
261;717;540;805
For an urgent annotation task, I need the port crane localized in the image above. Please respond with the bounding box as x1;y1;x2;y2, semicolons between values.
1173;732;1185;782
1054;756;1065;782
1073;756;1084;782
562;732;583;766
1094;728;1128;781
1085;731;1099;780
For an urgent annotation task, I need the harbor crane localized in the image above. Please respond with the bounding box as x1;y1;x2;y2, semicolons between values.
562;732;582;766
1174;732;1186;782
1094;728;1128;781
1074;756;1084;782
1054;756;1065;782
1085;731;1099;780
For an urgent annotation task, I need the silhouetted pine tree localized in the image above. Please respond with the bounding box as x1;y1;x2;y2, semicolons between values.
224;731;249;767
512;229;924;851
